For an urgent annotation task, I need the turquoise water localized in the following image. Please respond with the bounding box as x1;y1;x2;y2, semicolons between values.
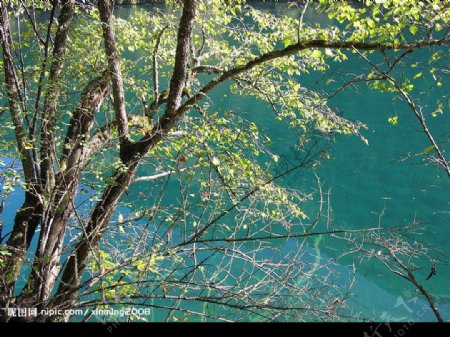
108;3;449;321
1;3;449;321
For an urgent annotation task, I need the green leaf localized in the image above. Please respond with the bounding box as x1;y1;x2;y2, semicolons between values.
311;50;323;59
422;145;435;154
388;116;398;126
409;25;418;35
282;37;292;47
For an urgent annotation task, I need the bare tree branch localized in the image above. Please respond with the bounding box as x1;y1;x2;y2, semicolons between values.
354;48;450;179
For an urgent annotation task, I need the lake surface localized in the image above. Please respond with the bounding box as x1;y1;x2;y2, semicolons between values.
1;2;449;322
113;3;450;321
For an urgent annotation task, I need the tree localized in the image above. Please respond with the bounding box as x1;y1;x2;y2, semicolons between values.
0;0;448;322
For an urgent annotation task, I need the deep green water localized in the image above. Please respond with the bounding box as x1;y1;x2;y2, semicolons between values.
1;2;449;322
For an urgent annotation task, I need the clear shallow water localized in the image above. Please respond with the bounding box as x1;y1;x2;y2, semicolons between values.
1;3;449;321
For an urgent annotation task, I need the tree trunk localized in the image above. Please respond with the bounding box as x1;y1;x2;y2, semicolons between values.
18;72;110;312
40;0;75;193
47;0;198;318
98;0;131;160
0;0;41;319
